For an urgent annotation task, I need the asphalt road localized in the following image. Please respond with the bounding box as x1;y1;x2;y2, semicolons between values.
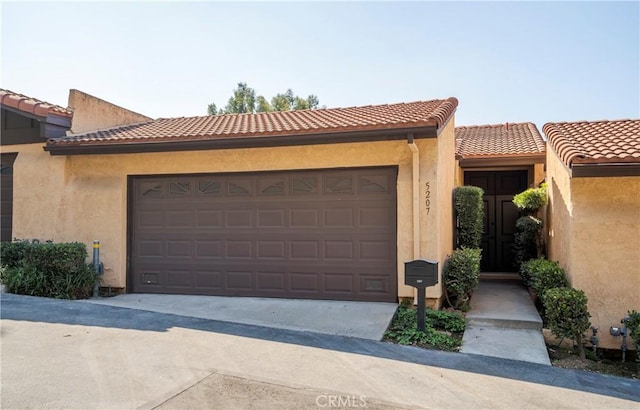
1;293;638;409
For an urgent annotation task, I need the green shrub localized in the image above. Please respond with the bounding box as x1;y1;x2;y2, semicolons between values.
443;247;481;310
623;310;640;351
0;240;31;268
513;183;547;215
454;186;484;249
383;304;463;351
544;287;591;359
513;216;543;268
1;241;97;299
525;258;568;300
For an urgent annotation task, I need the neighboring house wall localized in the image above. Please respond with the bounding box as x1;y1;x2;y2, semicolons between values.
10;143;68;240
68;90;152;134
547;149;640;350
13;122;455;304
546;149;573;276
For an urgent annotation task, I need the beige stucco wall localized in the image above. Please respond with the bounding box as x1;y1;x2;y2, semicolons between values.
10;133;455;303
434;119;456;304
68;90;152;134
547;148;640;349
2;143;68;241
546;149;573;272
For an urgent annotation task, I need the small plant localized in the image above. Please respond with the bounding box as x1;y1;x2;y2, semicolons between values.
623;310;640;355
454;186;484;249
383;304;464;351
513;183;547;215
443;247;481;310
544;287;591;360
1;240;98;299
425;309;466;333
525;259;568;301
513;216;543;268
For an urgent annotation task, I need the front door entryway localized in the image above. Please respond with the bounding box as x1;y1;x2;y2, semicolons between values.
463;170;528;272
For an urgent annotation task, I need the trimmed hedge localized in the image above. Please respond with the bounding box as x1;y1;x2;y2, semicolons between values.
0;240;97;299
513;183;547;215
513;216;543;268
544;287;591;359
443;247;481;310
523;258;569;301
454;186;484;249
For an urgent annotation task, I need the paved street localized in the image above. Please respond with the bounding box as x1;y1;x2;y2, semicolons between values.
1;294;638;409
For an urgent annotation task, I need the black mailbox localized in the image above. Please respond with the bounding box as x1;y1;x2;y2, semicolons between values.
404;259;438;288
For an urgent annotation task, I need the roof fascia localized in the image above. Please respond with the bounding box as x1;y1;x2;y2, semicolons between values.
458;155;545;168
571;163;640;178
44;125;439;156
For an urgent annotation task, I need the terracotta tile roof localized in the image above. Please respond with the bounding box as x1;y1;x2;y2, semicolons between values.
0;88;72;118
455;122;546;159
543;119;640;166
47;98;458;146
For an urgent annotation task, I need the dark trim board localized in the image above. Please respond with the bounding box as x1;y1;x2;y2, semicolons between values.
45;126;439;156
571;163;640;178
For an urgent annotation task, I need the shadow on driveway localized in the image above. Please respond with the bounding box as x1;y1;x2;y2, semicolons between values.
1;293;638;403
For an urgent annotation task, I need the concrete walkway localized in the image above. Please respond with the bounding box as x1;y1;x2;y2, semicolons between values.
81;293;398;340
461;279;551;365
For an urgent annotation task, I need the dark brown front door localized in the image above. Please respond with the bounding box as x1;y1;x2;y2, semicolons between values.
464;170;528;272
129;167;397;302
0;153;17;242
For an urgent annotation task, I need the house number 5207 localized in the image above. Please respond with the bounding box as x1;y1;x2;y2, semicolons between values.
425;182;431;215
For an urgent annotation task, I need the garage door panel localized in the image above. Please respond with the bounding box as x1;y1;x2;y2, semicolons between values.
323;273;355;293
131;167;397;301
290;209;319;228
257;240;286;259
196;210;223;227
195;270;223;289
226;271;253;290
324;208;354;227
256;271;286;291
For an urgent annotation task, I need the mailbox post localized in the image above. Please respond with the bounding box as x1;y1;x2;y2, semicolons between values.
404;259;439;332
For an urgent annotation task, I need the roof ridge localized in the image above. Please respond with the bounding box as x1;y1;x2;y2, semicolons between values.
456;121;537;129
157;98;453;122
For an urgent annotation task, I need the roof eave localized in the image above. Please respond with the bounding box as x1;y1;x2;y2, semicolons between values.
571;162;640;178
44;125;440;156
458;153;545;168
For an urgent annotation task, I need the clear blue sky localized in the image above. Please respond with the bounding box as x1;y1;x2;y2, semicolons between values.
1;1;638;128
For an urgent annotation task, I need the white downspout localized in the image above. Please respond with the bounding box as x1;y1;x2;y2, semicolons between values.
407;134;420;304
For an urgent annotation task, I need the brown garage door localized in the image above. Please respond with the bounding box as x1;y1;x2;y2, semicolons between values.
130;167;397;302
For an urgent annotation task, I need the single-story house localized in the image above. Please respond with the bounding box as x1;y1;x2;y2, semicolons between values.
1;89;459;306
455;123;546;272
544;119;640;349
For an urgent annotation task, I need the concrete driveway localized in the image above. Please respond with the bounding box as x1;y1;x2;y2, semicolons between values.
81;294;398;340
1;294;639;409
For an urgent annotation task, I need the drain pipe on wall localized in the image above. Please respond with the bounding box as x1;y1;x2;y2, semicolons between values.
407;134;421;305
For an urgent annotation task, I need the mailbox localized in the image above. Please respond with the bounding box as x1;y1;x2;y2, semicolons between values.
404;259;438;288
